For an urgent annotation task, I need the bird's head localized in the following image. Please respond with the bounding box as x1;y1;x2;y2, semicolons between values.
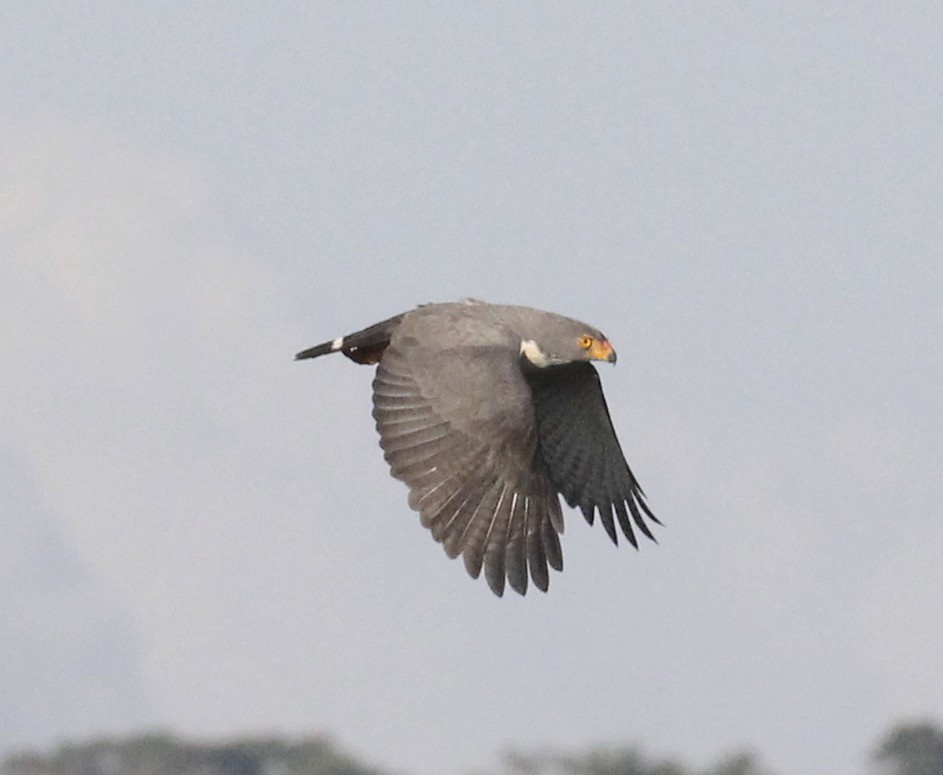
518;315;617;368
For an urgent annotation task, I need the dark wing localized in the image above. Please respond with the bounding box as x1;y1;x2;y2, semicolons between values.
372;340;563;596
526;362;660;548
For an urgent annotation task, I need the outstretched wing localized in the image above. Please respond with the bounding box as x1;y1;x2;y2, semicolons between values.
372;339;563;596
526;362;660;548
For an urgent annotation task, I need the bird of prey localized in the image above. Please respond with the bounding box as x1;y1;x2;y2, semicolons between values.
296;300;658;596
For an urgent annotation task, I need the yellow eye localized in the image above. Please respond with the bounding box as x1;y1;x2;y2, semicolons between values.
579;335;594;349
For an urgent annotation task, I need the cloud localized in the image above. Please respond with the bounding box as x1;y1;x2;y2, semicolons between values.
0;116;315;739
0;450;148;750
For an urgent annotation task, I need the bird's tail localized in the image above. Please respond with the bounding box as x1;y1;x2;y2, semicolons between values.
295;313;405;365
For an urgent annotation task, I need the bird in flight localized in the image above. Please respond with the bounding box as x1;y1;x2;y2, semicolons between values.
296;299;659;596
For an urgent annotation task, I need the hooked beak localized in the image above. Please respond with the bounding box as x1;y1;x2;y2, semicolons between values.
589;339;617;364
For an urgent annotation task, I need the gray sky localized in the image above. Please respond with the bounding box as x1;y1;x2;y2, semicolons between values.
2;4;942;775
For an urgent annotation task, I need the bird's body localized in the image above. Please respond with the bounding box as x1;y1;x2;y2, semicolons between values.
297;300;658;596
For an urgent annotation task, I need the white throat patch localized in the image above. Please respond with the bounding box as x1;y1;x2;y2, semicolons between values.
520;338;552;367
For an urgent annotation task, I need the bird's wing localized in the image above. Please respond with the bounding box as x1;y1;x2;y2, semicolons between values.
525;362;660;547
372;340;563;596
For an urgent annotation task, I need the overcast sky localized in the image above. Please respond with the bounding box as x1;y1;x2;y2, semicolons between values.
2;5;942;775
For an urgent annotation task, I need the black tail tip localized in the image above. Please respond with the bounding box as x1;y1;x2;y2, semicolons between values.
295;346;325;360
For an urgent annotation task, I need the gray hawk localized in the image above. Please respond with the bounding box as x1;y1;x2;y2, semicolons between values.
296;300;659;596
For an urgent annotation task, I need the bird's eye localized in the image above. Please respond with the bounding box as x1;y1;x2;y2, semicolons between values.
579;335;594;349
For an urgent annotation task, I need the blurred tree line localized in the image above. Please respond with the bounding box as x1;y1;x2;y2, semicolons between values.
493;747;770;775
872;722;943;775
492;720;943;775
0;733;387;775
2;720;940;775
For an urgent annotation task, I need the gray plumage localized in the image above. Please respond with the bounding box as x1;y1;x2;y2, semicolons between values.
296;300;659;596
